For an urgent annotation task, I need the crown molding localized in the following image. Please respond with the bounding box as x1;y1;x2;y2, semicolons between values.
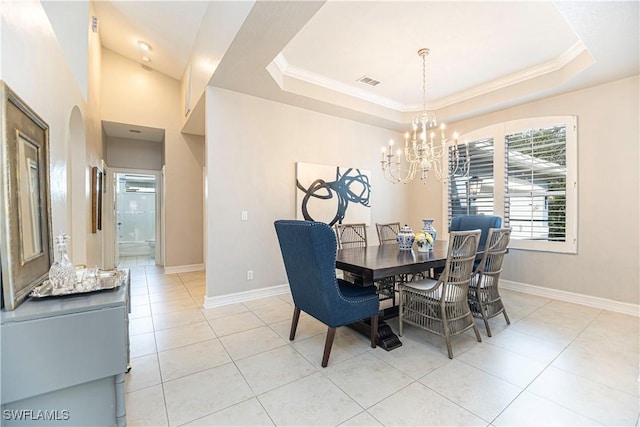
271;41;589;114
429;41;589;110
271;53;406;111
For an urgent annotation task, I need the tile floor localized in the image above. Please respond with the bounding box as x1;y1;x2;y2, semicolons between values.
125;266;640;426
119;255;156;268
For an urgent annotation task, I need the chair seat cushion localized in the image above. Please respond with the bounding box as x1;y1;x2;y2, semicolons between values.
338;279;377;298
402;278;438;292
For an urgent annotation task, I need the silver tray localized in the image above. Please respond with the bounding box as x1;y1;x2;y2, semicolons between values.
30;270;125;298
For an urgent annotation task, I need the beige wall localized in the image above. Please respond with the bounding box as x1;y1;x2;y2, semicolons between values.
101;50;204;268
106;136;163;171
1;1;100;267
413;76;639;305
84;1;103;267
205;87;410;298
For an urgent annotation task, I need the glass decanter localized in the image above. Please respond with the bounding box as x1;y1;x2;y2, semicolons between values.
48;233;76;292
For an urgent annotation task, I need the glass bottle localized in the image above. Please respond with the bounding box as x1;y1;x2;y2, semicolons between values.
48;233;76;292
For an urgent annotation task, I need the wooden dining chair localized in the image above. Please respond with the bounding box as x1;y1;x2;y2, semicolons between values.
468;228;511;336
334;223;367;286
334;223;367;249
335;223;396;304
398;230;482;359
376;222;401;246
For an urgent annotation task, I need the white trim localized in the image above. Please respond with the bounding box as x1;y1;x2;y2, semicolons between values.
430;41;588;110
271;42;588;112
501;279;639;317
203;284;290;309
271;54;407;111
164;263;205;275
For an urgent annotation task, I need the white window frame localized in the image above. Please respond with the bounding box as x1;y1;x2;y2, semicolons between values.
442;116;578;254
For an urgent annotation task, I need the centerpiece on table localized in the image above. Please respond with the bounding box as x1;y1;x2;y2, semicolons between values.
414;230;434;252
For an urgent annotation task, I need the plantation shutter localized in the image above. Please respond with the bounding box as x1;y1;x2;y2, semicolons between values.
504;124;567;241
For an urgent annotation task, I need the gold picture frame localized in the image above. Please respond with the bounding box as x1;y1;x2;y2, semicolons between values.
0;82;53;310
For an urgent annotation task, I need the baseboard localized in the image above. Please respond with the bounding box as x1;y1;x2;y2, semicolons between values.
163;264;205;275
501;279;639;317
204;284;289;309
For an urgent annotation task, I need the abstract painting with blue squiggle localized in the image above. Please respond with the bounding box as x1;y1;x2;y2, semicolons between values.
296;162;371;226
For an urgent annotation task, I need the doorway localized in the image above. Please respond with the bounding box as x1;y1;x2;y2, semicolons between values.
115;172;159;267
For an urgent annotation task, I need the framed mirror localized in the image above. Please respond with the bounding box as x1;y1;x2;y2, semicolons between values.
0;82;53;311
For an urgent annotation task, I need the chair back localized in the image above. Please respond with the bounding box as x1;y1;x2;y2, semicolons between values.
274;220;346;325
450;215;501;250
439;230;481;302
335;223;367;249
475;228;511;285
376;222;400;246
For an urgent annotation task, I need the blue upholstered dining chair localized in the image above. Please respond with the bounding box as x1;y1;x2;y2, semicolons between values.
450;215;502;250
274;220;379;367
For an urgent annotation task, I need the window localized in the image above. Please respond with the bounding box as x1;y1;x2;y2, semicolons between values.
447;116;577;253
448;137;494;222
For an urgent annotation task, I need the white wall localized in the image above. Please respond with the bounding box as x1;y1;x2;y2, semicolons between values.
412;76;639;305
205;87;410;298
101;49;204;268
41;1;89;100
1;1;99;267
181;0;254;130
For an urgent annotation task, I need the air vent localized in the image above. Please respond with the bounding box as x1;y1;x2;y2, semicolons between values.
357;76;381;87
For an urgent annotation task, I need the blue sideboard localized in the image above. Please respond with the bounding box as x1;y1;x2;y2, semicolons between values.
1;270;130;426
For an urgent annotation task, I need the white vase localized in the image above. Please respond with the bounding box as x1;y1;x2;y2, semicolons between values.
422;219;437;243
397;224;415;250
417;244;429;253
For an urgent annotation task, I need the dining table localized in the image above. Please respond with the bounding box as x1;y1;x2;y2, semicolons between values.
335;240;452;351
336;240;451;287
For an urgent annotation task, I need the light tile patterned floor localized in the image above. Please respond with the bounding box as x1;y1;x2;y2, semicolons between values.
119;255;156;268
125;266;640;426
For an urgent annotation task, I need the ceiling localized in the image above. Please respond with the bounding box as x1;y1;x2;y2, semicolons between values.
94;1;639;136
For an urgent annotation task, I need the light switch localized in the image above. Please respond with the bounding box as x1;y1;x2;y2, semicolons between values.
241;211;248;221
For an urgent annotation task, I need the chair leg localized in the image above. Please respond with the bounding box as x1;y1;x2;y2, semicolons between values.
503;308;511;325
443;319;454;359
289;307;301;341
483;316;492;337
473;323;482;343
370;315;378;348
321;327;336;368
445;338;454;359
398;288;404;337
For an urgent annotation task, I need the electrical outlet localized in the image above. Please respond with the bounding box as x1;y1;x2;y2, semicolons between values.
241;211;248;221
247;270;253;280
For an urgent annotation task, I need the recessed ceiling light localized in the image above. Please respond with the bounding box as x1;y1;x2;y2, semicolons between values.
142;55;150;63
137;40;151;51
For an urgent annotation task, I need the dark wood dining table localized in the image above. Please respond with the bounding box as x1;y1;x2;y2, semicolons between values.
336;240;451;287
335;241;452;351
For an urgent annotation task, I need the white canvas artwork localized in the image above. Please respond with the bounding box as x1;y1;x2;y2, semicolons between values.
295;162;371;226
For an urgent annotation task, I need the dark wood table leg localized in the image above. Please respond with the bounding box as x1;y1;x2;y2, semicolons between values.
349;312;402;351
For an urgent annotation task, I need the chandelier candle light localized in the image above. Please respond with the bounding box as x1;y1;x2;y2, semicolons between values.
381;48;470;184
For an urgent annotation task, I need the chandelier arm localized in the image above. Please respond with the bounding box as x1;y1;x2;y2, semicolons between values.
379;47;471;184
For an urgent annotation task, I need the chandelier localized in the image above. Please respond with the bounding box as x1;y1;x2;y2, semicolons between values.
381;48;470;184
